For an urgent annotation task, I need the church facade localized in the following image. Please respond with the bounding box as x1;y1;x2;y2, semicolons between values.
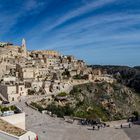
0;38;27;59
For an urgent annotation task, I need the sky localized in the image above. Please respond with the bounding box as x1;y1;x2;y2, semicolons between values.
0;0;140;66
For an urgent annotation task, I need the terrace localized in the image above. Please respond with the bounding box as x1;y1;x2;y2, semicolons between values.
0;118;26;137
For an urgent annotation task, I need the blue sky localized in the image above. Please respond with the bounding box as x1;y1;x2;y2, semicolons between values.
0;0;140;66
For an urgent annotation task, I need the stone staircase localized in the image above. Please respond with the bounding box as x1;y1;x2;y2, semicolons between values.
0;93;8;102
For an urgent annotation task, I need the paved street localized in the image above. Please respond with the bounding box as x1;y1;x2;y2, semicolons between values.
123;125;140;140
16;100;140;140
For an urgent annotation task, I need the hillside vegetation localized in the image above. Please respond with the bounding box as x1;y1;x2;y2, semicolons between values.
33;82;140;121
68;82;140;121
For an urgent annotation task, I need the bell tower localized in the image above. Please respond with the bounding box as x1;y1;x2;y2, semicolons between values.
21;38;27;57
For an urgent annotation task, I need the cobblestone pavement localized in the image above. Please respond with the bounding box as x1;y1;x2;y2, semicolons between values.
16;101;140;140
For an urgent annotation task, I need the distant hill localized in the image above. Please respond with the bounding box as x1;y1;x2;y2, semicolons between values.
134;66;140;71
88;65;140;93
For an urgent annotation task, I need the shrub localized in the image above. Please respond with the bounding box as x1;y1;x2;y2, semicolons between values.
0;106;17;112
30;102;44;112
70;87;79;95
57;92;67;97
47;103;73;117
1;106;9;112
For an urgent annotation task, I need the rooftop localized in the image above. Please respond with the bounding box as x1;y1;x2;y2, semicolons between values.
0;42;13;46
0;118;26;137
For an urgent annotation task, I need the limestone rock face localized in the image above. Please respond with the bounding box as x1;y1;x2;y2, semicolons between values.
69;82;140;121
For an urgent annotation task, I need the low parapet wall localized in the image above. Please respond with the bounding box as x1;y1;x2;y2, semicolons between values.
25;101;38;111
0;130;19;140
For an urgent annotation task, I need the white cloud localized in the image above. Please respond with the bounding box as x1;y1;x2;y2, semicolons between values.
0;0;46;37
44;0;117;32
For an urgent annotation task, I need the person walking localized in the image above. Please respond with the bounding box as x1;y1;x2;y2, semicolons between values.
120;124;123;128
93;125;95;130
97;125;100;130
129;123;131;128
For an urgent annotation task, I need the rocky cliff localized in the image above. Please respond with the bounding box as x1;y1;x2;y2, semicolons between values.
68;82;140;121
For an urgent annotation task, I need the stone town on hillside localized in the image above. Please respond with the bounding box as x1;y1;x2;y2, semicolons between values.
0;39;138;140
0;39;115;103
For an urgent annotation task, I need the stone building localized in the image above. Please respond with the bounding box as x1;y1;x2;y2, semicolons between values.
0;83;27;102
93;74;116;83
16;64;36;81
31;50;60;57
0;39;27;59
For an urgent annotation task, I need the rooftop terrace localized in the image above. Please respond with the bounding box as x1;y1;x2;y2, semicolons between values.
0;118;26;137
